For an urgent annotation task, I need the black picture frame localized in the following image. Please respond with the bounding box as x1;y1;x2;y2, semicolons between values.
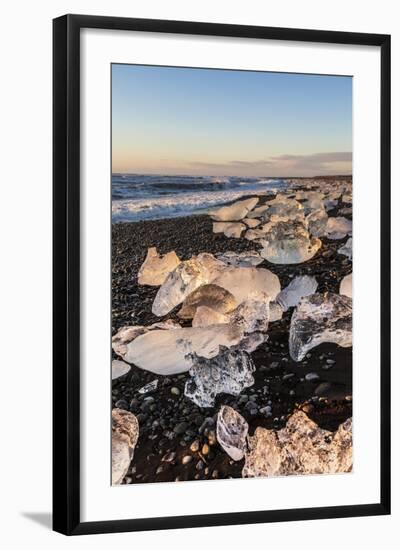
53;14;391;536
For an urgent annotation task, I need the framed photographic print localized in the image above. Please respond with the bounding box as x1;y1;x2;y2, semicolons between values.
53;14;391;535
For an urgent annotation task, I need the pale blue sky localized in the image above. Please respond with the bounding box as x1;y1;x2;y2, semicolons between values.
112;64;352;176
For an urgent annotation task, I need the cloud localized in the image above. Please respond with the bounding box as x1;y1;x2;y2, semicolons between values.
187;152;352;177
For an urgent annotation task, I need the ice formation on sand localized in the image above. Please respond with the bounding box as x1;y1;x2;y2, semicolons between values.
112;359;131;380
210;197;259;221
125;324;244;375
137;247;180;286
325;217;352;240
269;301;284;322
178;283;237;319
289;293;352;361
152;254;225;316
215;250;263;267
216;405;249;461
246;204;270;219
112;320;180;358
276;275;318;311
306;208;328;238
192;306;230;327
244;227;269;241
259;220;321;264
184;349;255;407
212;266;281;304
338;237;352;260
212;222;246;238
264;197;304;220
230;294;270;333
339;273;352;298
112;409;139;485
242;411;352;477
301;192;325;215
243;218;261;228
138;379;158;394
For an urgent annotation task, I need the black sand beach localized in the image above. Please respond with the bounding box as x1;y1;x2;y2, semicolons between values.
112;194;353;484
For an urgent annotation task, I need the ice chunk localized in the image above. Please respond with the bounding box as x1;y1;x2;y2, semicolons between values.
112;359;131;380
243;218;261;228
184;349;255;407
306;208;328;237
192;306;230;327
138;379;159;394
152;254;225;316
338;237;352;260
112;409;139;485
216;405;249;461
340;273;352;298
324;198;338;211
213;222;246;238
242;411;352;477
210;197;259;221
244;227;269;241
269;301;284;322
259;220;321;264
325;217;352;240
178;283;237;319
112;320;180;358
302;192;325;215
289;293;352;361
125;324;244;375
246;204;270;219
230;293;270;333
216;250;263;267
212;266;281;303
276;275;318;311
137;247;180;286
264;197;304;220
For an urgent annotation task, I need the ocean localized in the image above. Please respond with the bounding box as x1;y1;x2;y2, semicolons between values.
112;174;290;222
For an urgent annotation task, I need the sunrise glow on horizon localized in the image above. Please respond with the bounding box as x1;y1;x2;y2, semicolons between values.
112;64;352;177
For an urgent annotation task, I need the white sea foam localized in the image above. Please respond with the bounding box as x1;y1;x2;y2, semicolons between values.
112;175;290;222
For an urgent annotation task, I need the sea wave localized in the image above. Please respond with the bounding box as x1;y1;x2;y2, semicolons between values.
112;174;290;222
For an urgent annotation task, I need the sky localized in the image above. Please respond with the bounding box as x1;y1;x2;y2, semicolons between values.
112;64;352;177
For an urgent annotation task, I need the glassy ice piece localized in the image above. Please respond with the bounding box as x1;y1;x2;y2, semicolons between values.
152;254;225;316
276;275;318;311
289;293;352;361
112;320;180;358
184;349;255;407
325;217;352;240
178;283;237;319
212;222;246;238
125;324;244;375
242;411;352;477
243;218;261;228
137;247;180;286
215;250;263;267
192;306;230;327
259;220;321;264
138;379;159;394
230;293;270;333
338;237;352;260
306;208;328;237
210;197;259;221
112;359;131;380
269;301;284;322
111;319;181;358
216;405;249;461
112;408;139;485
212;266;281;303
339;273;352;298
